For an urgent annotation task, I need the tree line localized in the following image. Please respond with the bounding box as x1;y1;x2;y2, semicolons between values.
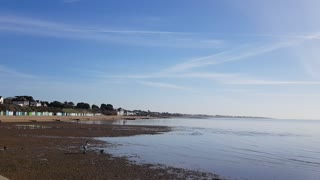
47;101;114;111
47;101;116;115
2;96;117;115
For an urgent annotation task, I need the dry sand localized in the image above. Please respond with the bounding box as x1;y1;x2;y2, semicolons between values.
0;121;223;180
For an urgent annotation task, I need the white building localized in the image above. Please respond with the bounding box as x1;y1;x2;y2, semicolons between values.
30;100;42;107
126;111;137;116
0;96;3;104
117;108;125;116
13;100;29;106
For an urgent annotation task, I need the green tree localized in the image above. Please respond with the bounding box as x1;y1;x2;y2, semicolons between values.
92;104;99;110
49;101;64;108
76;102;90;109
100;104;114;111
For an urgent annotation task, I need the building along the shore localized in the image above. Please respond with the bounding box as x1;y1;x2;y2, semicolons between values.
117;108;125;116
30;100;42;107
0;96;3;104
12;97;30;106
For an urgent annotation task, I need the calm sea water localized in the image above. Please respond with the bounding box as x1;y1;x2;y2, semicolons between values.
95;118;320;180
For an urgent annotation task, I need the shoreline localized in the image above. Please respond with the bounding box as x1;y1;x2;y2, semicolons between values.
0;115;158;123
0;175;8;180
0;121;223;180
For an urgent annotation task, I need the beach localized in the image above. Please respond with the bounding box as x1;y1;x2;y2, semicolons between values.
0;120;222;180
0;115;154;123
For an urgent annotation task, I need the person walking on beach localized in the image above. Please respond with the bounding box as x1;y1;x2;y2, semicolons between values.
82;141;90;154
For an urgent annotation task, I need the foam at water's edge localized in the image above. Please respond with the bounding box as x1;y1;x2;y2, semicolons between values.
0;175;9;180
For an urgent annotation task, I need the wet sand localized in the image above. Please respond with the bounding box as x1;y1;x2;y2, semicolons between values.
0;122;223;180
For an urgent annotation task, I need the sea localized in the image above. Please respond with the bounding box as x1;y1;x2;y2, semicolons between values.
94;118;320;180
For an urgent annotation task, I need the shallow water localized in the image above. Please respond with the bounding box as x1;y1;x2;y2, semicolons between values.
15;124;52;129
96;118;320;180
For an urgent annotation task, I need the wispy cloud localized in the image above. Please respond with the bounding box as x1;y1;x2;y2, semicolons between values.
0;15;223;48
137;80;190;90
228;79;320;85
163;30;320;74
205;32;320;39
116;72;320;86
0;65;34;79
165;41;298;73
95;72;238;80
90;36;320;87
3;15;319;89
253;93;320;97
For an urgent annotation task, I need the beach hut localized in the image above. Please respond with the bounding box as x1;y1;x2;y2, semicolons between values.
7;111;14;116
0;111;3;116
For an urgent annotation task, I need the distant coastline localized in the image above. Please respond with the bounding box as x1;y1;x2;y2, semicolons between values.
0;95;271;121
179;114;271;119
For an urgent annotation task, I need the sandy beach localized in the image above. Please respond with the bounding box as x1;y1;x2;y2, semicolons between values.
0;121;222;180
0;115;154;123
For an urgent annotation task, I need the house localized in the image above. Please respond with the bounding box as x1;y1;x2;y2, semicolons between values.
41;101;48;107
117;108;125;116
0;96;3;104
12;96;30;106
30;100;42;107
126;111;137;116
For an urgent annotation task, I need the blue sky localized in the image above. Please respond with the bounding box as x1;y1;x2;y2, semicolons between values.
1;0;320;119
